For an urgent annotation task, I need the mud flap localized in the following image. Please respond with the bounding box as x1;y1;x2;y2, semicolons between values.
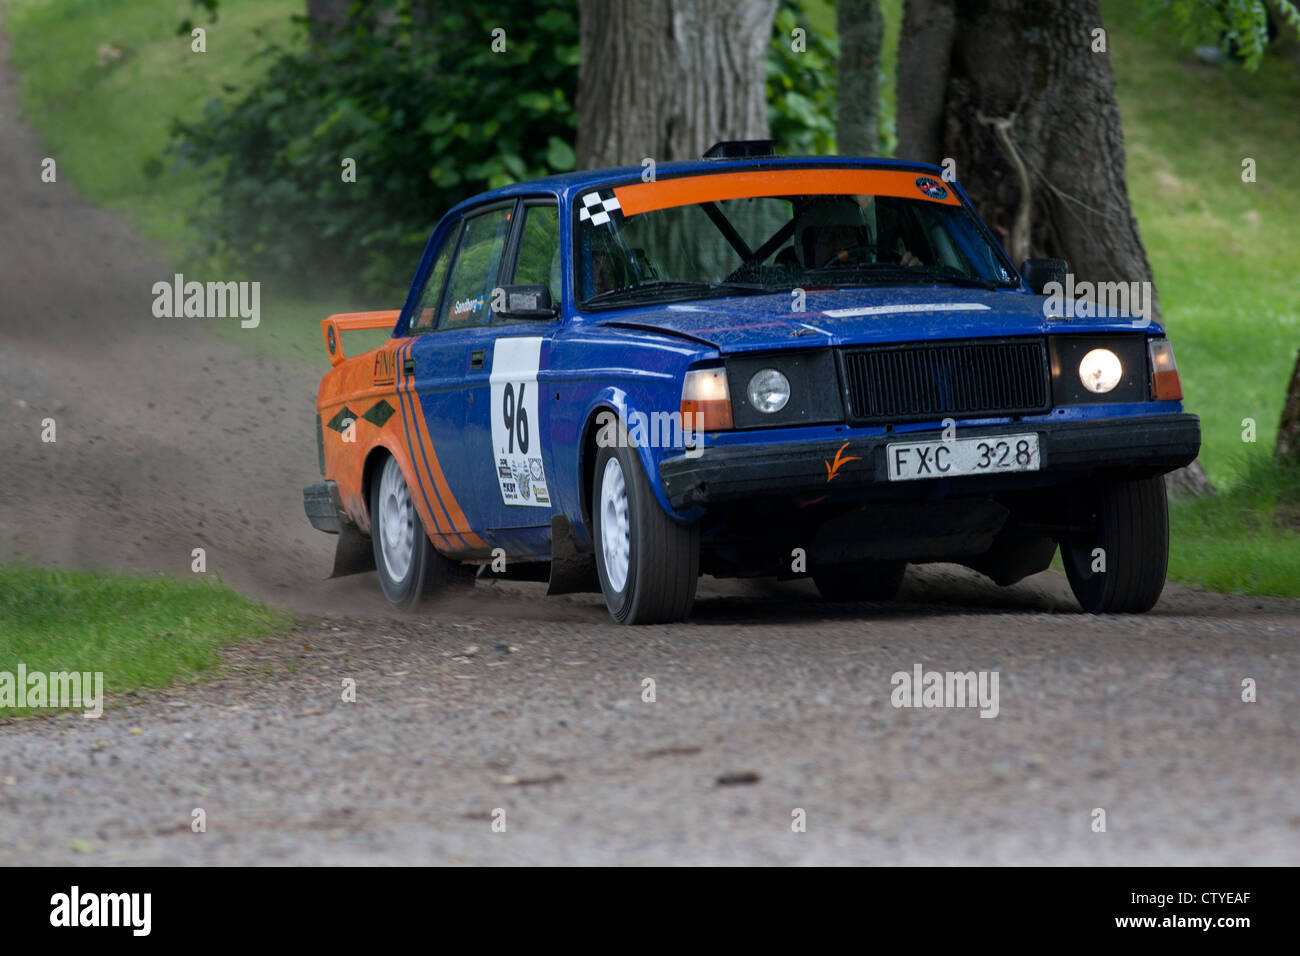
331;523;376;578
547;515;601;595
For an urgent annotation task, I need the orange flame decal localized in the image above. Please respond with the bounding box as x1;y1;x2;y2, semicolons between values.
824;442;862;483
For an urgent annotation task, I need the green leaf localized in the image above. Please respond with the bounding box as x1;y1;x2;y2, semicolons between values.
546;136;575;171
502;152;528;178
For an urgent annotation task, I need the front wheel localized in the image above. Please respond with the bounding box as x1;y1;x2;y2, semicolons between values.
1062;476;1169;613
370;455;455;610
592;441;699;624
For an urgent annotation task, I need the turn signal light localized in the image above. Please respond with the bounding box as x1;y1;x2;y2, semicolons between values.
681;368;733;431
1148;338;1183;401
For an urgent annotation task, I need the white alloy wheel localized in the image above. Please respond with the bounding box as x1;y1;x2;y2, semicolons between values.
377;456;416;583
599;456;631;593
590;436;699;624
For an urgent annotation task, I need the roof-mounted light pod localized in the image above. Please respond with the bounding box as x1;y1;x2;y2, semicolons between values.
702;139;777;159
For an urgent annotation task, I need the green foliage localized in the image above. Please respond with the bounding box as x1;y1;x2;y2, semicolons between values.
1149;0;1300;70
172;0;848;290
177;0;221;35
768;0;839;155
5;0;303;257
169;0;580;298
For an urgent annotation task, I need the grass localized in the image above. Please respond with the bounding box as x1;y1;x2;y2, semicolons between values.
5;0;301;253
1102;0;1300;594
1105;0;1300;488
4;0;1298;596
0;566;291;720
1169;474;1300;596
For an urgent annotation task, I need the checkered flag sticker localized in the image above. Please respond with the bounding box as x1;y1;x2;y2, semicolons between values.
579;190;621;226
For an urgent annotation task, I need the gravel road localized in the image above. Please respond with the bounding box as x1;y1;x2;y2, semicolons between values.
1;23;1297;865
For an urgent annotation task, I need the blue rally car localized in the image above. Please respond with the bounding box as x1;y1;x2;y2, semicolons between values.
304;142;1201;624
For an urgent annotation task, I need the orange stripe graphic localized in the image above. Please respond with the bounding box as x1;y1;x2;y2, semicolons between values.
408;394;487;549
613;168;961;217
395;340;457;547
398;341;486;550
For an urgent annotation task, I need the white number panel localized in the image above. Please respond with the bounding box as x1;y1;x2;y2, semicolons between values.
886;434;1041;481
489;337;551;508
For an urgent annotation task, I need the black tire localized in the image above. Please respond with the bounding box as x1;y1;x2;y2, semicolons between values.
1062;476;1168;613
370;455;456;610
592;439;699;624
812;559;906;602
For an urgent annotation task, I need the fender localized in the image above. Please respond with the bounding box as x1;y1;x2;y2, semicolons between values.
577;387;706;538
317;336;469;557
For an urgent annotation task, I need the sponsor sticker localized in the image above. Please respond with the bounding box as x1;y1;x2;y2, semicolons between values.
915;176;949;200
490;337;552;508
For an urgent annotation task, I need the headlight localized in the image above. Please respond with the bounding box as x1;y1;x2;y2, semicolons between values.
1078;348;1122;394
747;368;790;413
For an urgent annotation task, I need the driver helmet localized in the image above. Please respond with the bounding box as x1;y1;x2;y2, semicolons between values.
796;197;870;268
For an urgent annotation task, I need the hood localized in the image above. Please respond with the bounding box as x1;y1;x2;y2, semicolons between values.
595;286;1159;354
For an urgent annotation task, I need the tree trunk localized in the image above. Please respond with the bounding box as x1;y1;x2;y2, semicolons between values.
895;0;956;163
837;0;883;156
1276;349;1300;461
576;0;778;169
895;0;1214;496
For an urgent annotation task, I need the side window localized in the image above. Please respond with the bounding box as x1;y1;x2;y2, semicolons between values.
510;203;561;305
409;221;460;333
437;207;513;330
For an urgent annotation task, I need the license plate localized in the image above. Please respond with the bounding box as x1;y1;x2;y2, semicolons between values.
885;433;1041;481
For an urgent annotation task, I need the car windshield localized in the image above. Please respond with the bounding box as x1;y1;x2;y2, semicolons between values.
574;168;1019;310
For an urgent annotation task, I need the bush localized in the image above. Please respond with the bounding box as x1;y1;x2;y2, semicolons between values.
169;0;580;298
170;0;842;297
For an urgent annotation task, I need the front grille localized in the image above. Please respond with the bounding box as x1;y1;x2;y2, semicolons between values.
840;338;1050;422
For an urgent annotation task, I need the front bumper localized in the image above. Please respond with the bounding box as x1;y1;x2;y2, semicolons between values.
659;413;1201;509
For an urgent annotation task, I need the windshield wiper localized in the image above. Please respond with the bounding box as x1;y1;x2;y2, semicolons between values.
903;266;1013;290
582;279;773;308
802;263;1008;291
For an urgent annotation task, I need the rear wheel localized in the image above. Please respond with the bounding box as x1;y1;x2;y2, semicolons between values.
370;455;455;610
592;441;698;624
812;559;906;602
1062;476;1168;613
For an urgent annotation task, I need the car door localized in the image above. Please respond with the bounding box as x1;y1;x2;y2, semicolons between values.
462;198;563;555
404;202;515;555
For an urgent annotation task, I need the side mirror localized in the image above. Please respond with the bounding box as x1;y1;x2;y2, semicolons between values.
1020;258;1068;295
495;284;557;321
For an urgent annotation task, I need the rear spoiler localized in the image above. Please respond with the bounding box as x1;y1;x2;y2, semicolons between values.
321;311;400;366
